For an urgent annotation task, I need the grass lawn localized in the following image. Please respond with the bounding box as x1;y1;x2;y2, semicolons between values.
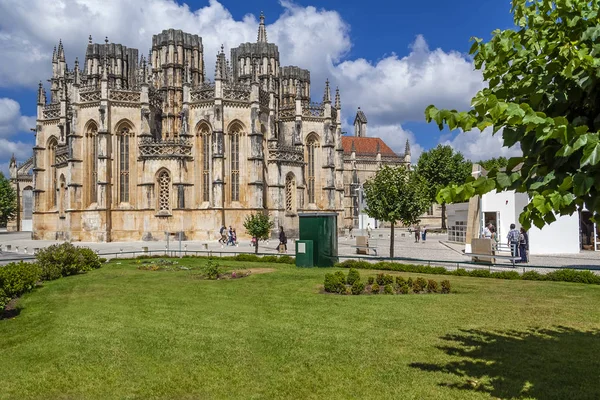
1;258;600;400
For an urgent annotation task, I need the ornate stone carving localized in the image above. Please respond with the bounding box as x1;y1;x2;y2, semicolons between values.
79;90;101;103
303;102;324;117
138;137;192;159
259;89;269;107
42;104;60;119
110;90;141;103
268;143;304;165
190;83;215;102
279;106;294;118
223;82;250;102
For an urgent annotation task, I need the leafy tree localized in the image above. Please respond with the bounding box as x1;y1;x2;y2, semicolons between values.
417;145;471;228
0;172;16;227
243;213;274;254
363;165;430;258
425;0;600;229
477;157;508;172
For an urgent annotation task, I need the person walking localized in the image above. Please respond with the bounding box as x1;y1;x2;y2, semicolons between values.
483;223;493;239
231;228;238;247
226;226;234;246
422;225;427;243
414;224;421;243
366;223;372;239
507;223;520;259
278;226;287;253
518;227;529;263
219;225;227;245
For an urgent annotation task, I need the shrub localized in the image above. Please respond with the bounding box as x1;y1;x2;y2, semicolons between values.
345;287;352;295
203;260;221;280
0;288;9;312
441;280;451;294
398;283;410;294
490;271;521;280
36;243;101;280
0;262;42;298
367;276;375;285
276;255;295;264
351;280;365;295
384;284;394;295
383;274;394;285
334;271;347;284
376;273;385;285
347;268;360;285
454;268;470;276
395;276;406;285
522;271;545;281
371;282;380;294
413;277;427;293
324;274;345;294
426;279;439;293
407;277;413;288
469;269;492;278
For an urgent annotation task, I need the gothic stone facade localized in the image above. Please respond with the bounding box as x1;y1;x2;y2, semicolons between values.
31;16;351;241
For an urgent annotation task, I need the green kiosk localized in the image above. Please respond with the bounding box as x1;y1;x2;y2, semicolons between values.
295;212;338;267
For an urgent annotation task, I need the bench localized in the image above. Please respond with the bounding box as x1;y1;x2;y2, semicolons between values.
464;252;521;267
351;245;378;256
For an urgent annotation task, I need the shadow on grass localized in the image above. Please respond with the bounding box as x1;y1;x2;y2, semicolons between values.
411;326;600;400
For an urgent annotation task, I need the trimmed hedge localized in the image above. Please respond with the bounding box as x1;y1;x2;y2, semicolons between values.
0;262;42;299
335;260;600;285
138;253;296;265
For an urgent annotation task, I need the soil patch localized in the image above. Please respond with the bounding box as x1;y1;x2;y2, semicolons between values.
246;268;276;274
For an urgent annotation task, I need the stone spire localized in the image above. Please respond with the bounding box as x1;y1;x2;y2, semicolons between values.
37;81;46;105
323;79;331;103
215;45;227;80
58;39;65;61
335;87;341;109
52;46;58;63
257;11;267;43
88;34;92;44
404;139;410;156
9;153;16;168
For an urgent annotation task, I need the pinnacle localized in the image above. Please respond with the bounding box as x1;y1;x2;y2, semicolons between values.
89;34;92;44
257;11;268;43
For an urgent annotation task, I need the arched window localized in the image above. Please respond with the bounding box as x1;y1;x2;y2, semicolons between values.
118;126;131;203
85;122;98;205
22;187;33;220
307;135;319;204
47;137;58;208
157;169;171;213
230;125;241;202
59;174;66;216
201;126;211;202
285;173;296;212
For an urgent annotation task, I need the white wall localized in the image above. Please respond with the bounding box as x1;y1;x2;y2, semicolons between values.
481;190;527;239
528;213;580;255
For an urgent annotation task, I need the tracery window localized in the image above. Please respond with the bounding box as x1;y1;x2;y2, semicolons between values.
157;170;171;212
285;173;296;212
230;127;240;202
86;122;98;205
48;138;58;207
118;127;130;203
307;135;318;204
202;128;211;202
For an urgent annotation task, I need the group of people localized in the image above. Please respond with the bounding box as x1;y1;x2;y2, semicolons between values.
218;225;238;247
483;222;529;263
413;225;427;243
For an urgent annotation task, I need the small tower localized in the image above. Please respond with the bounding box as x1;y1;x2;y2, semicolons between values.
9;154;17;180
257;11;268;43
323;79;331;103
334;87;341;110
353;107;367;137
404;139;411;165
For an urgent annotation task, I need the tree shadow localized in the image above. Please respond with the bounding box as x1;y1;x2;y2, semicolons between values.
411;326;600;400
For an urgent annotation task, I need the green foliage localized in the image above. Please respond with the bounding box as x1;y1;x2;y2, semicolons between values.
203;260;221;280
440;280;451;294
417;145;471;228
478;157;508;172
522;271;545;281
407;277;413;288
413;277;427;293
0;262;41;298
0;172;16;227
367;276;374;285
324;273;345;294
0;288;9;312
351;280;365;295
363;165;431;257
395;276;406;286
384;284;394;295
243;213;274;254
490;271;521;280
426;279;439;293
376;273;385;285
346;268;360;285
334;270;347;285
36;243;101;280
398;283;410;294
371;282;380;294
426;0;600;228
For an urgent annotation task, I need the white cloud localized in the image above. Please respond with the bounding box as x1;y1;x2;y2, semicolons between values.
440;127;522;161
0;97;35;136
367;124;423;161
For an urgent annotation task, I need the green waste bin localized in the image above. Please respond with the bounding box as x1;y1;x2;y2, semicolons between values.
298;212;338;267
295;240;314;267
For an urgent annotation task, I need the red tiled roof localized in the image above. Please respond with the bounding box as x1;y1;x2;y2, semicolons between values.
341;136;401;158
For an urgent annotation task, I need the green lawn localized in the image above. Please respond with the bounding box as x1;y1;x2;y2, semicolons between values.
1;258;600;400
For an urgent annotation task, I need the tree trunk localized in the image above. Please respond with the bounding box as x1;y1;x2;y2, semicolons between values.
390;223;395;258
441;203;447;229
255;240;259;254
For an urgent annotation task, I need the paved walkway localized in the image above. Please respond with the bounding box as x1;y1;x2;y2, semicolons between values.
1;229;599;270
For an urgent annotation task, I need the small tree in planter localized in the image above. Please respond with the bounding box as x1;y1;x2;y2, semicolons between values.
243;213;274;254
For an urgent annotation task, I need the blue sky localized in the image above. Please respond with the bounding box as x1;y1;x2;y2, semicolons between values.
0;0;520;172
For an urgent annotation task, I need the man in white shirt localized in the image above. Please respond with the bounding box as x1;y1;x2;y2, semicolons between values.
482;223;493;239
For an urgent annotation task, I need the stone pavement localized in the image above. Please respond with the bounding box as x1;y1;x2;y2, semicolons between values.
1;228;599;270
